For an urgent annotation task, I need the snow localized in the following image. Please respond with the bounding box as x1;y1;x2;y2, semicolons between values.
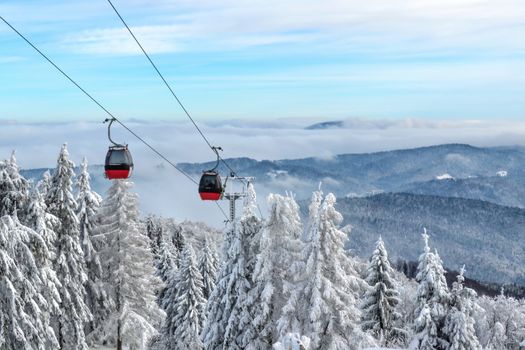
436;173;454;180
4;148;525;350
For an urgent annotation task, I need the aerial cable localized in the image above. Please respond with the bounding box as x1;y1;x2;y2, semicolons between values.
105;0;241;177
0;16;193;182
0;15;231;221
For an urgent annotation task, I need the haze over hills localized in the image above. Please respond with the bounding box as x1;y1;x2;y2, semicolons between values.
20;143;525;286
179;143;525;207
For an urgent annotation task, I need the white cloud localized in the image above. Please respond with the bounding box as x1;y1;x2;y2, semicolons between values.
2;117;525;226
3;117;525;169
50;0;525;55
62;25;187;55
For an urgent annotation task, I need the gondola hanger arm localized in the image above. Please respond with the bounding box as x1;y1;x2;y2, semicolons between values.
209;146;223;172
104;117;125;147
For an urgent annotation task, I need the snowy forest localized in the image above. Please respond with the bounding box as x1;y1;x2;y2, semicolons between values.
1;145;525;350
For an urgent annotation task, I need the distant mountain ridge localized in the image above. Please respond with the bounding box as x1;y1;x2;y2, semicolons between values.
179;143;525;207
305;120;345;129
28;143;524;208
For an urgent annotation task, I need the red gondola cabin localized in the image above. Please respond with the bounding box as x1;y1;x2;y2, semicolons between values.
199;171;223;200
105;146;133;180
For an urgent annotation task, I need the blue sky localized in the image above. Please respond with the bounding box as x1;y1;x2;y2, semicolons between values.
1;0;524;123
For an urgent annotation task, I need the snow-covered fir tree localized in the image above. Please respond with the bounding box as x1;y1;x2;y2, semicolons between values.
413;302;438;350
295;193;369;350
240;193;304;349
411;229;450;350
96;180;164;349
45;144;91;349
171;223;186;260
37;170;52;198
0;215;59;349
202;183;263;350
360;236;406;347
395;273;418;338
25;188;62;348
162;244;206;350
0;151;29;217
198;237;219;301
223;183;263;349
146;214;163;258
157;240;178;307
76;157;102;262
444;267;481;350
486;322;507;350
26;188;59;257
75;157;112;342
277;193;314;337
475;291;525;349
302;186;322;243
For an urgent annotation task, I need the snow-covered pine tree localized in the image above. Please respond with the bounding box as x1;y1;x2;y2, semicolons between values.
412;302;438;350
412;229;450;350
0;215;59;349
171;224;186;259
25;188;62;348
0;151;29;217
485;322;507;350
360;236;406;346
76;157;102;262
302;186;322;243
75;157;112;342
475;291;525;349
240;193;304;349
198;237;219;301
296;193;367;350
224;183;263;349
163;244;206;350
157;240;177;307
202;183;263;350
277;192;319;338
145;214;163;258
45;144;91;349
96;180;164;349
37;170;52;198
444;267;481;350
26;188;59;258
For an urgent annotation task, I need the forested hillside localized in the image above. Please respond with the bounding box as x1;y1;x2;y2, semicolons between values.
3;146;525;349
336;193;525;285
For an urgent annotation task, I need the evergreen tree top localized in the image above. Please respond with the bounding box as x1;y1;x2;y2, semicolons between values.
46;144;78;229
77;157;92;192
9;150;18;171
243;182;258;218
320;192;343;226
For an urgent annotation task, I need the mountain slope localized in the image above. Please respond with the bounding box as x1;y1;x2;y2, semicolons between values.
179;143;525;206
396;175;525;208
333;192;525;286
